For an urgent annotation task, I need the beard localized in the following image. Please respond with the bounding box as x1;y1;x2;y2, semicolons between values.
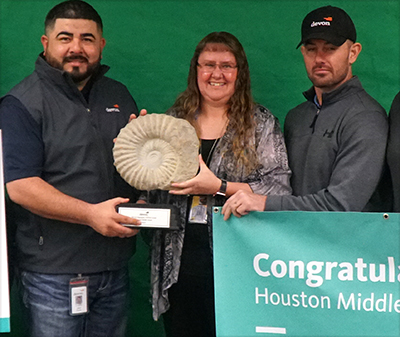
45;54;101;84
309;73;348;92
307;65;351;92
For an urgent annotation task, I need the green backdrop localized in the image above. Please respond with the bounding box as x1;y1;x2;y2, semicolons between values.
1;0;399;116
0;1;399;336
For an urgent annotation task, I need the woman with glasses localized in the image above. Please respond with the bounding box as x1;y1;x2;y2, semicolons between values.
149;31;291;337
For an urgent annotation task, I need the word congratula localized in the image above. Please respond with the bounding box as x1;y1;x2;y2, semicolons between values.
253;253;400;288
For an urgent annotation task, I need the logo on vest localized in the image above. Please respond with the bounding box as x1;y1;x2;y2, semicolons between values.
106;104;121;113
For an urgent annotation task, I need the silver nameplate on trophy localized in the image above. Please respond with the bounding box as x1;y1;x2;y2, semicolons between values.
116;203;179;230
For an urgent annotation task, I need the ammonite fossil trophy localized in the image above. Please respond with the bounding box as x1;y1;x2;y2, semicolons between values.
113;113;200;229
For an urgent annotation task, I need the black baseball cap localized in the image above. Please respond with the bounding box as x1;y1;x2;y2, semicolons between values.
297;6;356;48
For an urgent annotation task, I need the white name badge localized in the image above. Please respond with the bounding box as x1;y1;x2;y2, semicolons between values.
69;277;89;316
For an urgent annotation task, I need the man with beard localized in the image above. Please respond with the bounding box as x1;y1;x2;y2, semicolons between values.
0;1;142;336
222;5;389;217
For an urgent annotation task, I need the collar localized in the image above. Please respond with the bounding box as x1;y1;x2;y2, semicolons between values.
303;76;364;107
313;94;322;109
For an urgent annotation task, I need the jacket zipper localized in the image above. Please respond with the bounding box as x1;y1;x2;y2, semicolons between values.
310;108;320;133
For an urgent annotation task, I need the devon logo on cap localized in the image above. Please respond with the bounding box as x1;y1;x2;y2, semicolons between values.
297;5;356;48
310;17;332;28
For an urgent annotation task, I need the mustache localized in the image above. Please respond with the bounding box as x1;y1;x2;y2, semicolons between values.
312;64;331;72
63;55;88;63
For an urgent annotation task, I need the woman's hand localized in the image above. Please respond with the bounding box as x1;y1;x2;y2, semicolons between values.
169;155;221;195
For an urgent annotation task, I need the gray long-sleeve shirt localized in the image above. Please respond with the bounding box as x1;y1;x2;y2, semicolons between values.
266;76;388;212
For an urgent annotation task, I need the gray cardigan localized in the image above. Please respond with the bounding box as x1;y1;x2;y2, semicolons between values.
149;104;292;319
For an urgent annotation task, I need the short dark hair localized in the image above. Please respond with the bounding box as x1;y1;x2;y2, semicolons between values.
45;0;103;34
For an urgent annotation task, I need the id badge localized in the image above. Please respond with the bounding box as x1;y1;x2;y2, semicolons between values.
188;196;208;224
69;276;89;316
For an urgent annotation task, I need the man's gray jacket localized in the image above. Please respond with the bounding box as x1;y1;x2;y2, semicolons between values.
266;76;389;211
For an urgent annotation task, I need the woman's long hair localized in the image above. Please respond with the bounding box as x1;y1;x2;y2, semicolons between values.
169;31;258;173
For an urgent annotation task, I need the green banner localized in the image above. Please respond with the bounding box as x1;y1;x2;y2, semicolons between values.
213;210;400;337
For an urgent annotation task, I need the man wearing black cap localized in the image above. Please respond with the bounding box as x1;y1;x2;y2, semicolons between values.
222;5;389;217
